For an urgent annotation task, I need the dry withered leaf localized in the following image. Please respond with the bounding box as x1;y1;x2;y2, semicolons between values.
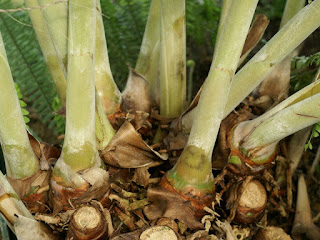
111;228;145;240
132;167;151;187
28;132;60;170
101;121;167;168
122;68;157;114
50;167;110;214
7;170;51;213
239;14;269;66
144;187;204;230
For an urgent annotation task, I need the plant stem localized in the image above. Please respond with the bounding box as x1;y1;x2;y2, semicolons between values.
256;0;305;104
95;89;115;151
58;0;97;172
241;93;320;153
95;0;121;114
216;0;232;44
25;0;67;104
38;0;68;70
168;0;258;194
280;0;305;28
135;0;161;100
0;32;39;179
179;0;320;133
160;0;186;117
224;0;320;117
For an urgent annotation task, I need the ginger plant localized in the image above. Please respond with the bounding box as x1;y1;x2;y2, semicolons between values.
1;0;320;239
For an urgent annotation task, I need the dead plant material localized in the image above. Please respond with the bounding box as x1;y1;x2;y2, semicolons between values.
121;68;157;114
292;175;320;240
28;133;61;167
7;170;51;214
239;14;269;66
212;109;255;170
67;205;108;240
132;167;151;187
140;226;178;240
50;168;110;214
101;121;167;168
156;218;179;233
144;176;213;230
110;228;145;240
227;178;267;224
254;226;291;240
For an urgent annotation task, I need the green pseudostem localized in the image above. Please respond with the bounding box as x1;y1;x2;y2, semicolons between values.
233;93;320;163
39;0;68;70
95;0;121;114
135;0;161;100
38;0;115;149
54;0;97;177
180;0;320;132
160;0;186;117
25;0;67;104
0;33;39;179
167;0;258;194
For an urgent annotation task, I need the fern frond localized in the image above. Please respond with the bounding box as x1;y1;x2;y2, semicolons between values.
15;82;30;124
291;52;320;92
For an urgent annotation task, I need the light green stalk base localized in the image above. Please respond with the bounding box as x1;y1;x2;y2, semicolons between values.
95;90;115;151
170;0;257;193
167;146;214;194
25;0;67;104
160;0;186;117
0;33;39;179
58;0;97;172
135;0;161;99
95;0;121;114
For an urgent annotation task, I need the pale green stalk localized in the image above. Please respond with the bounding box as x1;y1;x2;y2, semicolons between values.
224;0;320;117
95;90;115;151
58;0;97;172
95;0;121;114
280;0;305;28
167;0;258;193
160;0;186;117
179;0;320;133
252;79;320;127
25;0;67;104
135;0;161;99
38;0;115;146
39;0;68;70
0;33;39;179
256;0;305;102
241;93;320;152
216;0;233;44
